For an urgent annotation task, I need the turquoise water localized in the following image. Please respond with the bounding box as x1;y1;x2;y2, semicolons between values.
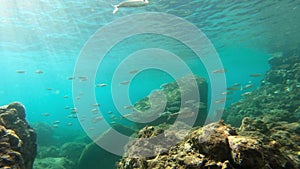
0;0;299;150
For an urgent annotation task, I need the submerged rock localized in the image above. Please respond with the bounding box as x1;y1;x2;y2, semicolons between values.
224;54;300;127
60;142;86;164
133;74;208;127
33;157;75;169
0;102;37;169
222;54;300;167
117;121;297;169
32;122;54;146
78;129;122;169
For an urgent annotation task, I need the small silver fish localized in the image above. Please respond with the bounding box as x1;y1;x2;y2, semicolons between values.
35;70;43;74
112;0;149;14
93;116;103;123
96;83;108;87
221;91;233;95
53;120;60;124
129;70;139;74
212;68;227;74
184;100;196;104
16;70;25;74
68;114;77;118
232;83;241;87
167;110;195;120
64;106;70;109
91;108;98;113
215;98;226;104
67;76;75;80
79;76;88;82
227;87;240;91
241;92;252;97
249;73;262;77
243;83;254;90
123;105;134;109
92;103;101;107
120;81;130;85
42;113;50;117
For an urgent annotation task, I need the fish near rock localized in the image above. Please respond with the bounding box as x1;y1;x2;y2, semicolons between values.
112;0;149;14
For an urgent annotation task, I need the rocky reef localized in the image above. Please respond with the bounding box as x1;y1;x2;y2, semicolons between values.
33;134;89;169
117;54;300;168
133;74;208;127
27;54;300;168
0;102;37;169
223;54;300;127
222;54;300;166
117;120;297;169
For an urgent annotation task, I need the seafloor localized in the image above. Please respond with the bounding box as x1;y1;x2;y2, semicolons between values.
0;54;299;169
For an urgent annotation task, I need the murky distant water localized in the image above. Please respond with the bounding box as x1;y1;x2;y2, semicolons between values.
0;0;299;130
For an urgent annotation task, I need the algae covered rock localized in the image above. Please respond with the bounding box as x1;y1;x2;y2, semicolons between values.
133;74;208;127
118;121;297;169
221;54;300;167
239;117;300;168
223;54;300;127
0;102;37;169
124;122;190;158
228;136;264;168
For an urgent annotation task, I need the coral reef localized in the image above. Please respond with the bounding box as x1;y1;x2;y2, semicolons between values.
0;102;37;169
117;121;297;169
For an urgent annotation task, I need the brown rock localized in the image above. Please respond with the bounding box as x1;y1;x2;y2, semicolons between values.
228;136;264;168
0;102;37;169
118;121;297;169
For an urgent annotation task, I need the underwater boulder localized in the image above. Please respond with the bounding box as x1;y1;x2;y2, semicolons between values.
133;74;208;127
78;129;122;169
59;142;86;164
0;102;37;169
37;146;60;159
124;122;189;158
118;121;297;169
228;136;264;168
32;122;54;146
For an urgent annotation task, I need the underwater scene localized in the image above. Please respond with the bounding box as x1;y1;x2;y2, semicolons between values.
0;0;300;169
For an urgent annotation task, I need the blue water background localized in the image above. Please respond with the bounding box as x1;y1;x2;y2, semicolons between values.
0;0;299;132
